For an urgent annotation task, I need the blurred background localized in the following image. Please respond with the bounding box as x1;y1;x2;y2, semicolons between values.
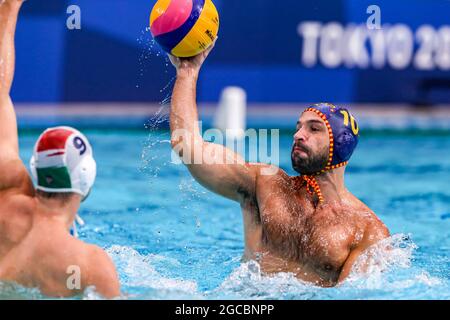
12;0;450;129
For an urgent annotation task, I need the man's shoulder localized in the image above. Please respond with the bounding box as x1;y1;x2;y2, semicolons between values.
82;244;120;298
0;191;35;212
347;193;377;218
82;244;117;277
345;194;390;238
0;190;35;238
356;206;390;244
32;237;119;297
85;244;112;263
50;240;115;281
60;241;111;267
0;159;35;224
0;158;34;195
252;166;293;200
254;165;289;183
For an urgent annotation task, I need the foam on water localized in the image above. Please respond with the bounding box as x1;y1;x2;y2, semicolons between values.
106;246;201;299
337;234;448;299
208;260;319;300
103;234;445;300
207;234;446;300
0;234;447;299
0;282;45;300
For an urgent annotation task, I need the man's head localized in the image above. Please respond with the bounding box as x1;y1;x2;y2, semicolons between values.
291;103;359;176
30;127;97;202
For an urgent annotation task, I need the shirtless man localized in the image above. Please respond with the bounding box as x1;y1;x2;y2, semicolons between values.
169;45;390;287
0;0;119;297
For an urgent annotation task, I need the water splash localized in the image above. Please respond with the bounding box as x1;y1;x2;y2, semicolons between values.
0;282;46;300
343;233;444;294
206;234;448;300
106;245;201;299
208;260;320;300
139;63;174;182
0;281;101;300
135;26;206;226
0;234;447;299
82;286;108;300
136;29;166;77
136;28;172;89
347;233;417;282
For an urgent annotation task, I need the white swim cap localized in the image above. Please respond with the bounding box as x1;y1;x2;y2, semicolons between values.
30;126;97;201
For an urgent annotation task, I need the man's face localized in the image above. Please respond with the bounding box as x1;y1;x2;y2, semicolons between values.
291;111;330;175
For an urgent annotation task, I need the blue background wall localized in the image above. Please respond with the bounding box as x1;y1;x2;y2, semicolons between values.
11;0;450;104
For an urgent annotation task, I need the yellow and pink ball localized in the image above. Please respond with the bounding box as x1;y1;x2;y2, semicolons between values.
150;0;220;58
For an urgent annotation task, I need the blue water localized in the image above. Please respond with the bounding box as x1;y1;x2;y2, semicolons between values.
6;128;450;299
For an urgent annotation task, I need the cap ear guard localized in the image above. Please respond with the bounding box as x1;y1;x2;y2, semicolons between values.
334;129;358;164
67;131;97;201
29;130;42;184
73;155;97;202
30;155;37;183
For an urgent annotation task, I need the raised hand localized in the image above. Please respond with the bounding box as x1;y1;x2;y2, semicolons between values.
168;39;217;74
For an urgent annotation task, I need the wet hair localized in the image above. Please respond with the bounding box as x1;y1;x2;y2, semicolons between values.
36;190;75;202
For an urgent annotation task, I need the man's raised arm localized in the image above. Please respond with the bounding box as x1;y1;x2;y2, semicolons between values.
169;46;269;202
0;0;22;162
0;0;30;192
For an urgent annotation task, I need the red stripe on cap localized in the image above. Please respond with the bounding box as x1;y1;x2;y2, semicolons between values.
47;151;66;157
37;128;73;152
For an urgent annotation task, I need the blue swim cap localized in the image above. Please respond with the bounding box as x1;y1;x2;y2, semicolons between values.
303;103;359;172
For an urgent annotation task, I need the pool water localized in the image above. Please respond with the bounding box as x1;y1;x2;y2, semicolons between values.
4;127;450;299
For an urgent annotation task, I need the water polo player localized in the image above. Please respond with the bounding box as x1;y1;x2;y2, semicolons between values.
168;45;390;286
0;0;119;297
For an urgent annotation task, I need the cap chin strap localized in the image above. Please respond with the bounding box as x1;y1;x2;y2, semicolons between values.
302;175;324;203
71;214;85;238
70;189;87;238
301;161;348;205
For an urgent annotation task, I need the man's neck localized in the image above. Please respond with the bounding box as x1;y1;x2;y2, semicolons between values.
36;196;80;231
310;167;348;204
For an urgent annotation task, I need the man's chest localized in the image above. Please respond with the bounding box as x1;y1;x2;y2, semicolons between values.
254;181;355;273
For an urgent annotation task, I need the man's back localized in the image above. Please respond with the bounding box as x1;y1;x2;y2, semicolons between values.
0;1;120;297
0;169;119;297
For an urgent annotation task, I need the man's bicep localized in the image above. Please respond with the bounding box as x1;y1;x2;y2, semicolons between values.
188;162;261;202
184;142;272;202
0;97;34;193
337;246;365;283
0;95;19;159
